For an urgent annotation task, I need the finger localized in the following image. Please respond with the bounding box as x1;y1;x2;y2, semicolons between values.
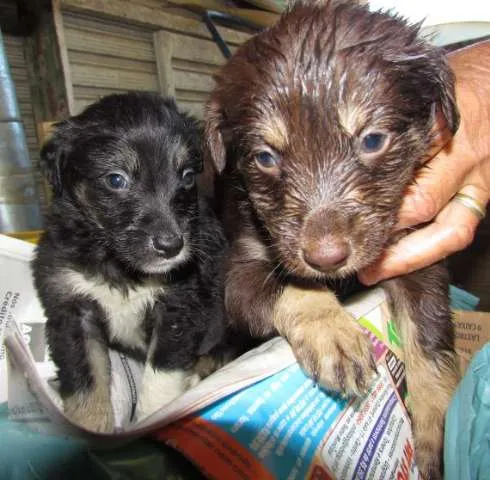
455;184;489;219
464;157;490;197
359;199;482;285
397;149;475;228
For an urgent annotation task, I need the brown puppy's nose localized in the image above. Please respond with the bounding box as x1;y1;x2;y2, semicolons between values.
303;237;350;271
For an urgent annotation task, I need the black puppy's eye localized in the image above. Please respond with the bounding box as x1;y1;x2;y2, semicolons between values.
255;150;281;176
360;133;389;154
181;168;196;189
106;173;129;190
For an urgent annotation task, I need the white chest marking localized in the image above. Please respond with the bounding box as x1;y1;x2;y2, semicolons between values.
135;366;197;420
61;269;164;351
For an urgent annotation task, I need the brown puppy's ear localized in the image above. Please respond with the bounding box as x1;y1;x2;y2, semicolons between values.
204;95;227;173
427;62;460;157
287;0;362;9
427;105;454;158
434;63;460;136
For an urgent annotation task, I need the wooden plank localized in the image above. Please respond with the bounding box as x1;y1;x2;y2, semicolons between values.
244;0;285;14
70;63;159;91
173;69;215;93
21;115;36;130
174;88;210;103
2;52;26;67
24;9;71;122
177;100;204;119
3;32;49;210
73;98;97;114
74;91;210;115
69;51;156;74
73;85;136;99
3;35;23;47
170;32;232;66
2;39;25;66
2;35;39;155
64;26;155;61
9;67;30;82
153;31;175;96
53;0;76;115
63;11;153;40
11;83;31;99
60;0;252;45
172;58;218;76
24;126;38;145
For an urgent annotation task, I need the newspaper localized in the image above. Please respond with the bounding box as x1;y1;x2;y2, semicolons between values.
156;299;416;479
1;233;419;478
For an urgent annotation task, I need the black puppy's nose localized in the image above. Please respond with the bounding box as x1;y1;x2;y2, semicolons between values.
152;234;184;258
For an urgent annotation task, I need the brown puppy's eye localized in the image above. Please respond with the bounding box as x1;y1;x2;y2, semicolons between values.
359;132;390;158
255;150;281;175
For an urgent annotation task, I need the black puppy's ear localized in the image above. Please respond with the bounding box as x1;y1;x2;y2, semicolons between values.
204;95;227;173
40;128;69;196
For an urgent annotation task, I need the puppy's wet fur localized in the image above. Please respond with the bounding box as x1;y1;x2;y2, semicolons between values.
33;92;227;432
205;1;460;477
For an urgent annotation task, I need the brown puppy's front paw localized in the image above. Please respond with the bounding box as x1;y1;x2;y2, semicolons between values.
287;315;377;397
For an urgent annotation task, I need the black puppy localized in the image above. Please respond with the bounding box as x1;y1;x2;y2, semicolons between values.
33;92;227;432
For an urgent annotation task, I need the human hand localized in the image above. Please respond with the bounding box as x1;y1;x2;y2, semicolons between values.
359;40;490;286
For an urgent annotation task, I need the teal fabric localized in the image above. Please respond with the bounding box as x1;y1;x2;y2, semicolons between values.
450;285;480;311
0;403;108;479
444;343;490;480
0;404;203;480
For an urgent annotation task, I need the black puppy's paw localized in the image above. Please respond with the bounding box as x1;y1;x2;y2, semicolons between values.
63;390;114;433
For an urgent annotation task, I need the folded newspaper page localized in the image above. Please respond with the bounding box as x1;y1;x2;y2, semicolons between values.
155;297;416;480
1;234;419;478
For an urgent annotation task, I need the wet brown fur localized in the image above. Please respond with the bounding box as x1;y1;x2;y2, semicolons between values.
205;1;460;478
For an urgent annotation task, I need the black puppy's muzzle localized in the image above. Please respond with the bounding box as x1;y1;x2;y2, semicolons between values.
151;233;184;259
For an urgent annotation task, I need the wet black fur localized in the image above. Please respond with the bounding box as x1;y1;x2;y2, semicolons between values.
32;92;227;399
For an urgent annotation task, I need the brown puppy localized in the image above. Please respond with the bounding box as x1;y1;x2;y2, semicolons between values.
205;1;460;478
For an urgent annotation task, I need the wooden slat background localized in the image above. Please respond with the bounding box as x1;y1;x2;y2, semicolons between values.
63;12;159;114
63;10;249;119
3;34;47;209
4;36;38;153
154;30;242;119
1;1;253;213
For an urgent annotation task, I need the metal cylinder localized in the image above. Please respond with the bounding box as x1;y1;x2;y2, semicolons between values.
0;28;43;233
